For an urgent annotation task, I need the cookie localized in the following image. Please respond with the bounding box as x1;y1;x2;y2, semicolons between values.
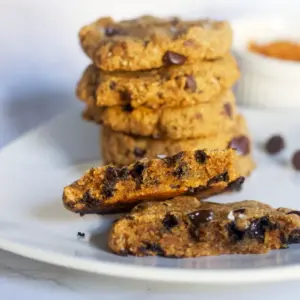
101;114;255;176
77;54;239;109
109;197;300;257
63;149;241;214
79;16;232;71
84;90;237;139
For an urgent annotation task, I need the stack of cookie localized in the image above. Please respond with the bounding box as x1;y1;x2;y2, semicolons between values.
77;15;255;176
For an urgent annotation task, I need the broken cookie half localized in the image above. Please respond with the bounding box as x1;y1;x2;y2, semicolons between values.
109;196;300;257
63;149;243;214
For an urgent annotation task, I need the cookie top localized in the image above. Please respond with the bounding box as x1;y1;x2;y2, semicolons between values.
109;197;300;257
79;15;232;71
84;90;236;139
77;54;239;109
63;149;241;214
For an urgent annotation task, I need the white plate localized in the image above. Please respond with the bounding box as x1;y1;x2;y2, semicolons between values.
2;107;300;284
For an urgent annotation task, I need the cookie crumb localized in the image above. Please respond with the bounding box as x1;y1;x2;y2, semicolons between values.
77;232;85;238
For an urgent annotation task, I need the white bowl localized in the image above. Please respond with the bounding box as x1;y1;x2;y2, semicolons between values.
232;16;300;109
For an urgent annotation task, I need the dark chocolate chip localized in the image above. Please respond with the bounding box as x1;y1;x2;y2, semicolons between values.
139;242;165;256
105;26;122;37
223;103;232;118
247;217;277;242
101;183;116;198
144;40;150;47
233;208;246;214
228;222;245;241
170;17;180;26
228;136;250;156
188;209;214;226
81;191;101;207
129;162;145;189
122;104;134;112
79;213;85;217
194;150;207;164
77;232;85;238
207;172;229;186
162;213;178;230
118;167;129;180
163;151;184;167
292;150;300;170
185;186;207;195
133;147;146;158
227;176;245;191
173;162;188;178
105;166;119;181
109;81;117;90
124;215;134;220
170;184;181;189
184;75;197;92
195;113;202;120
287;210;300;217
162;51;187;65
119;90;132;102
288;228;300;243
157;92;163;99
183;39;194;47
265;135;285;154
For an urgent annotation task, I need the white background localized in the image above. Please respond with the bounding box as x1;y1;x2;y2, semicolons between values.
1;0;300;298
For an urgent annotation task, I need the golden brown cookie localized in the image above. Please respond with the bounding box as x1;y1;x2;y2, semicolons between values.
101;114;255;176
77;54;239;109
63;149;241;214
84;90;237;139
109;197;300;257
79;16;232;71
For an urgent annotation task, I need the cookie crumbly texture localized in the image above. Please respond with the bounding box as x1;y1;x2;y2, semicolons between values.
79;16;233;71
84;90;237;139
77;54;239;109
63;149;242;214
101;114;255;177
109;197;300;257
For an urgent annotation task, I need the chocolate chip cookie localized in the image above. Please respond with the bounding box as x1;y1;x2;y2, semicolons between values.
63;149;241;214
79;16;232;71
77;54;239;109
109;197;300;257
84;90;236;139
101;114;255;176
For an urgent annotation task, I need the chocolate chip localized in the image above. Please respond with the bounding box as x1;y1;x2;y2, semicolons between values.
102;183;116;198
195;113;202;119
163;151;184;167
228;136;250;156
207;172;229;186
292;150;300;170
139;242;164;256
228;222;245;241
170;184;181;189
118;168;129;180
194;150;207;164
109;81;117;90
105;26;122;37
170;17;180;26
162;51;187;65
133;147;146;158
129;162;145;189
184;75;197;92
287;210;300;217
265;135;285;154
119;90;132;102
173;162;188;178
81;191;101;207
162;214;178;230
247;217;277;242
183;39;194;47
188;209;214;226
157;92;163;99
77;232;85;238
233;208;246;214
227;177;245;191
144;40;150;47
288;228;300;243
223;103;232;118
185;186;207;195
122;104;134;112
105;166;119;181
79;213;85;217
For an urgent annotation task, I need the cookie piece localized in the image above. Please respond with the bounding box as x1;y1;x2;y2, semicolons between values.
77;54;239;109
79;16;232;71
63;149;241;214
84;90;237;139
109;197;300;257
101;114;255;176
